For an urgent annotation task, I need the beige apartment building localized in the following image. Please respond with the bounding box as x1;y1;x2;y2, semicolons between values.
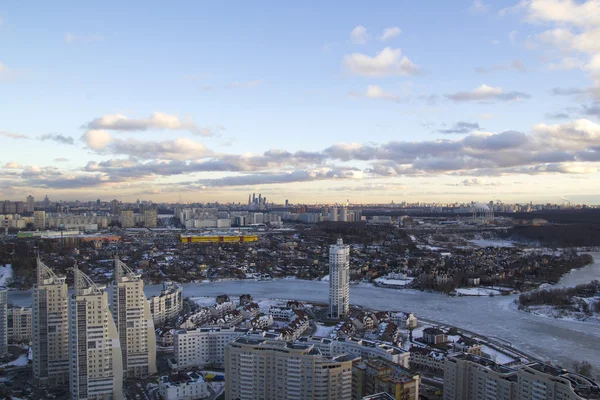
120;210;135;228
225;336;355;400
148;281;183;325
143;209;157;228
70;265;123;400
32;259;70;385
444;353;600;400
0;287;6;357
110;257;157;378
7;306;32;343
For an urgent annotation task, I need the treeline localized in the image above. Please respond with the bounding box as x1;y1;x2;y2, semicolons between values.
519;280;600;308
508;225;600;247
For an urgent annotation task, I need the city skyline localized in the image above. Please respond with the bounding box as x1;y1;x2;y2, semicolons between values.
1;1;600;203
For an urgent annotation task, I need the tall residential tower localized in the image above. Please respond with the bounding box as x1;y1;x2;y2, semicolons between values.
69;265;123;400
0;287;7;357
329;238;350;319
110;257;157;378
32;259;70;385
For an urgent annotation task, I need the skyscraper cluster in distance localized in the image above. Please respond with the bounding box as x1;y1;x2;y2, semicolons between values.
32;257;156;400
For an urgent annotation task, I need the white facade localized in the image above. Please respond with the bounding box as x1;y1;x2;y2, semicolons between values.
329;238;350;319
159;372;209;400
110;257;157;378
7;306;32;343
174;327;247;369
149;281;183;325
303;337;410;368
70;266;123;400
225;337;354;400
32;259;70;385
0;287;6;357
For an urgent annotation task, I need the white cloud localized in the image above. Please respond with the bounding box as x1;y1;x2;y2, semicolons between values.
446;84;530;102
3;162;22;169
379;27;401;41
83;129;113;149
85;112;216;136
548;57;585;70
343;47;419;77
65;32;104;43
470;0;490;14
525;0;600;28
350;25;368;44
351;85;402;102
224;80;261;89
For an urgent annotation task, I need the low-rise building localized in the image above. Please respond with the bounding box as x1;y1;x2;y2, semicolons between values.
409;347;445;372
159;372;209;400
422;327;447;345
353;358;420;400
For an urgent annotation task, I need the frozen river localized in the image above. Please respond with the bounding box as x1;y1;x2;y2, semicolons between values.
8;253;600;369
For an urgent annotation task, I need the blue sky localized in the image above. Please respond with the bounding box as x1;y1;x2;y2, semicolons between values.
1;0;600;204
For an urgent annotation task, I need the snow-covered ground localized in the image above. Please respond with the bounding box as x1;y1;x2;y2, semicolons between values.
0;353;29;368
524;305;600;325
374;277;414;287
456;287;501;296
0;264;13;287
481;345;517;365
189;296;217;308
320;274;329;282
470;239;515;248
313;323;336;338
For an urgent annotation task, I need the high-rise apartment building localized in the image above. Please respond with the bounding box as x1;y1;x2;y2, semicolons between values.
174;327;248;369
70;265;123;400
0;286;7;357
120;210;134;228
110;257;157;378
7;306;32;343
26;195;35;212
329;238;350;319
33;210;46;230
143;209;157;228
225;337;355;400
148;281;183;325
111;199;120;215
444;353;600;400
330;207;339;222
32;259;70;385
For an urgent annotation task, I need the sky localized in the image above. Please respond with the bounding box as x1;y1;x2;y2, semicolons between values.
1;0;600;204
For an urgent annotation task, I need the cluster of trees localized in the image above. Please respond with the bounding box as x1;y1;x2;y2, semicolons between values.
519;280;600;309
508;225;600;247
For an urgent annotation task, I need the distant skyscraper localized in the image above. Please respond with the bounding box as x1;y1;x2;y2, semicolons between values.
329;238;350;319
0;287;7;357
110;257;157;378
285;199;289;207
44;195;50;206
143;209;158;228
70;265;123;400
111;199;120;215
340;207;348;222
33;259;69;385
120;210;134;228
33;210;46;230
330;207;339;222
252;193;256;204
26;195;34;213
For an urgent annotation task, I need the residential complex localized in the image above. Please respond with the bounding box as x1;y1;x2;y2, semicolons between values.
173;327;248;369
69;265;123;400
143;209;158;228
33;210;46;230
120;210;134;228
149;281;183;325
7;306;32;343
444;353;600;400
353;358;420;400
110;257;157;378
0;286;7;357
329;238;350;319
32;259;70;385
159;372;209;400
225;336;355;400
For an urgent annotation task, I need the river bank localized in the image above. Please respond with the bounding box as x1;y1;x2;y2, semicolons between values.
8;252;600;370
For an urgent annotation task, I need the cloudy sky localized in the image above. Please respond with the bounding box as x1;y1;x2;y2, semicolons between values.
1;0;600;204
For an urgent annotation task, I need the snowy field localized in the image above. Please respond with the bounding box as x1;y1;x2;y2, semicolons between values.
313;323;337;338
374;277;414;287
456;287;501;296
0;264;13;287
0;353;29;368
470;239;515;248
481;345;517;365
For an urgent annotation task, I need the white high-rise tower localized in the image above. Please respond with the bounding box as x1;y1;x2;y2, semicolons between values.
32;258;69;385
328;238;350;319
110;257;157;378
70;265;123;400
0;286;7;357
